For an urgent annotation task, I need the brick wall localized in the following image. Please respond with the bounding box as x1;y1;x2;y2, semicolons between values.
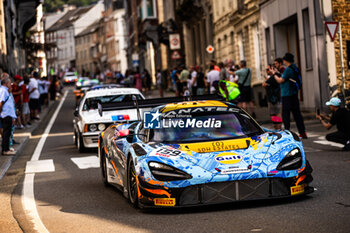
332;0;350;90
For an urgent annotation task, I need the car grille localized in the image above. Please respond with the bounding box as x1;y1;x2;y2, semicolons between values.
179;178;290;206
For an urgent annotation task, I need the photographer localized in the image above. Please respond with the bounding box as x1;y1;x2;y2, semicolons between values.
316;97;350;151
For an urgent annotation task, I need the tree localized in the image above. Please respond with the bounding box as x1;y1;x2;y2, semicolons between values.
44;0;96;13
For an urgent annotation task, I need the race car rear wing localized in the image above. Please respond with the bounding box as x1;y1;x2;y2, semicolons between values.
97;94;225;117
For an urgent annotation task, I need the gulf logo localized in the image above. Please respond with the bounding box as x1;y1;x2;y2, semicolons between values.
215;152;243;164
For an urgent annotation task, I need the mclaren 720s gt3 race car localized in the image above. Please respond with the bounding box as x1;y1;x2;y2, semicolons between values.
97;95;313;208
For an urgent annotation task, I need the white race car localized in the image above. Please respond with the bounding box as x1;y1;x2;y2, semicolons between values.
73;88;145;152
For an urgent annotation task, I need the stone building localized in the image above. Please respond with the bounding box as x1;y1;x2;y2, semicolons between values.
75;20;99;76
331;0;350;93
104;0;128;74
0;0;7;73
260;0;334;110
176;0;214;71
213;0;262;101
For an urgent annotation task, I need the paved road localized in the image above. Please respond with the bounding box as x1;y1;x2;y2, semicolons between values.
4;90;350;233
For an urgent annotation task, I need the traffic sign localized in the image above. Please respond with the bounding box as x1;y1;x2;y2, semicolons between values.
171;51;181;60
325;21;339;42
132;53;139;67
169;34;181;50
206;45;215;54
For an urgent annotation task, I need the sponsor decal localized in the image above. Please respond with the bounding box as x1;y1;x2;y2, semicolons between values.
268;170;278;176
179;139;250;153
221;167;251;174
154;198;176;206
111;115;130;121
290;185;305;195
215;152;243;164
162;101;228;113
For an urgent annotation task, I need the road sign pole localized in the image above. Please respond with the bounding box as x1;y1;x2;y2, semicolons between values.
339;22;346;97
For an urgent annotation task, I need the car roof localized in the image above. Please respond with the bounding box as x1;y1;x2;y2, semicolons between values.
85;87;143;98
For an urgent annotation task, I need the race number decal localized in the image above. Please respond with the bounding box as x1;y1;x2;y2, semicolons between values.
155;148;181;157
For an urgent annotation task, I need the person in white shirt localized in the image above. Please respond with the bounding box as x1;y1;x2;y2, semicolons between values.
206;65;220;94
28;72;40;120
38;76;50;107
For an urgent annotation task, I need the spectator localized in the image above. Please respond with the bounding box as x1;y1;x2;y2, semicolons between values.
22;75;31;128
190;66;197;95
134;70;142;92
219;62;228;80
156;69;164;98
206;65;220;94
170;67;178;96
12;75;24;129
177;65;190;96
0;77;17;155
49;75;57;101
233;60;256;118
38;76;50;108
210;60;221;72
218;80;240;103
273;53;307;138
28;72;40;120
274;57;285;74
192;66;206;95
143;69;152;95
316;97;350;151
263;65;282;130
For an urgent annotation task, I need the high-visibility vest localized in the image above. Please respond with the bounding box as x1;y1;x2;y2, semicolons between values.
219;80;240;101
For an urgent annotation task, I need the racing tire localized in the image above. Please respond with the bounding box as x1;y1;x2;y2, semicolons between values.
73;130;77;146
77;132;86;153
127;157;139;208
100;147;110;187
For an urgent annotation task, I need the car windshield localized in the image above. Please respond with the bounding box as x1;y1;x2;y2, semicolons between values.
150;112;263;143
83;94;143;110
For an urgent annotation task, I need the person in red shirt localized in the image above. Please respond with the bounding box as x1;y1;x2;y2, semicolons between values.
12;75;23;129
21;75;31;128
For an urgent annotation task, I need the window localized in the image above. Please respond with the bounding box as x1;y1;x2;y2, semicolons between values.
116;40;120;55
238;32;245;60
265;27;271;64
302;8;312;69
253;24;262;80
141;0;156;19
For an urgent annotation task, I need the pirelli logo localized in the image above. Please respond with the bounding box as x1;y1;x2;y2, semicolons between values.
290;185;305;195
154;198;176;206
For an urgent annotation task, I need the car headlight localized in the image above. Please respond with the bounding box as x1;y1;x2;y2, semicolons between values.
276;148;303;170
148;162;192;181
98;123;106;131
89;124;97;132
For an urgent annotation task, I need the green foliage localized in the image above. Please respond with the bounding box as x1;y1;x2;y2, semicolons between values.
44;0;96;13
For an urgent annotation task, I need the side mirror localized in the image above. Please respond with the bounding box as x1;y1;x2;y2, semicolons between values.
74;109;79;117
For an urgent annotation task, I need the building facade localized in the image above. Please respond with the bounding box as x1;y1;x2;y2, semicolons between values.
0;0;7;73
75;20;99;76
177;0;214;71
331;0;350;93
260;0;332;110
104;0;128;74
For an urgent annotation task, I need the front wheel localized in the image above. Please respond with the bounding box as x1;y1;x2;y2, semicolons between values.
100;147;110;186
127;157;139;208
77;132;86;153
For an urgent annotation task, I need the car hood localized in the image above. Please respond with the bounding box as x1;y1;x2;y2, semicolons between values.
148;133;274;175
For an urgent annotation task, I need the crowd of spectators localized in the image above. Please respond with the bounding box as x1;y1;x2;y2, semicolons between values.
0;71;60;155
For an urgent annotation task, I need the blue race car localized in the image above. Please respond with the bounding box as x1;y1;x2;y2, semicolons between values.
98;97;313;208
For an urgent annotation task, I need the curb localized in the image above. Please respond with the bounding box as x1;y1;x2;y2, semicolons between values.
0;101;58;181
